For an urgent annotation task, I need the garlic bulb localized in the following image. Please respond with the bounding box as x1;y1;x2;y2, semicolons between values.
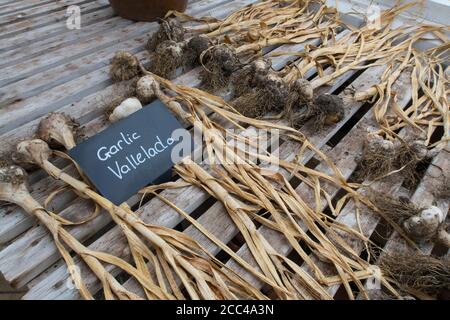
109;97;142;123
136;75;157;103
403;206;444;240
37;112;77;149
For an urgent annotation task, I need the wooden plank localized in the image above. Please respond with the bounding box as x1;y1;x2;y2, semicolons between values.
0;0;43;7
0;16;134;68
0;0;58;16
0;1;109;42
0;22;154;86
0;0;216;83
0;0;94;26
0;5;114;52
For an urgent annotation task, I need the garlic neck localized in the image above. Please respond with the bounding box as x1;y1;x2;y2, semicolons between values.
42;160;90;193
14;191;59;233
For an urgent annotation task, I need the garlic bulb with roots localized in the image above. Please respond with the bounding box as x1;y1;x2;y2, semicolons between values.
230;58;272;97
289;93;344;129
200;44;240;91
379;252;450;296
150;40;184;79
109;97;142;123
370;192;449;247
146;19;185;52
37;112;77;149
110;51;140;82
290;79;314;104
182;34;210;67
358;133;395;180
394;137;432;185
231;72;288;118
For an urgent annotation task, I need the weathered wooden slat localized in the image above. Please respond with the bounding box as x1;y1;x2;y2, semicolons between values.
0;1;109;42
0;0;58;16
0;5;115;53
0;23;153;86
0;38;145;109
0;1;24;8
0;17;134;68
0;0;93;26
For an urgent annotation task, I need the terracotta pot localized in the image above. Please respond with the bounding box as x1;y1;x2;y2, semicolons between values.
109;0;188;22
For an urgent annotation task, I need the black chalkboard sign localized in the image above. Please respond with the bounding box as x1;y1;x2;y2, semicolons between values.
69;100;190;205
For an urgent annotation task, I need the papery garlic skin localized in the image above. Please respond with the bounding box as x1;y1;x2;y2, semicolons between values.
109;97;142;123
37;112;76;149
